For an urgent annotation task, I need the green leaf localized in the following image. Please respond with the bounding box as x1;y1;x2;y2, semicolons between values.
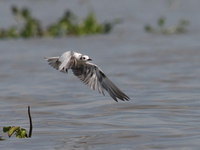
11;5;18;15
144;24;153;32
158;17;165;27
8;126;20;137
3;126;11;133
21;7;30;19
16;128;27;138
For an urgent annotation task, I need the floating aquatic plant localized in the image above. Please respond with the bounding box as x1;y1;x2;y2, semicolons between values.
0;6;120;39
144;16;189;34
3;126;28;138
2;106;32;139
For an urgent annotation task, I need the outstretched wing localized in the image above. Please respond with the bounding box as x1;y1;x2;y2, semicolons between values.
72;62;130;102
44;56;60;70
44;51;77;73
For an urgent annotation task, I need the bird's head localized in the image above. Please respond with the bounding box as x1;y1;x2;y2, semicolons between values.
80;55;92;62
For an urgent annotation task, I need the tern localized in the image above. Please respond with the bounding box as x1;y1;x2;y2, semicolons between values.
44;51;130;102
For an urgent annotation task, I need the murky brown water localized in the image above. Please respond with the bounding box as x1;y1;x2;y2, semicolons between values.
1;0;200;150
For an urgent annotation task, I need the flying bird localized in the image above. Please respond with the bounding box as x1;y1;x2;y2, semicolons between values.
44;51;130;102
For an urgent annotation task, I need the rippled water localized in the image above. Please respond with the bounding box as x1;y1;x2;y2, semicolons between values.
1;0;200;150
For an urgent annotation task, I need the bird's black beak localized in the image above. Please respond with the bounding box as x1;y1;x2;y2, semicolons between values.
88;58;92;61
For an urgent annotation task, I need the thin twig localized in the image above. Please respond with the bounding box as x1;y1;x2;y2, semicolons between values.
28;106;32;138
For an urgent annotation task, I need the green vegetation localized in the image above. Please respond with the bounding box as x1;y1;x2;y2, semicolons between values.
144;17;189;34
0;6;120;39
2;106;32;139
3;126;28;138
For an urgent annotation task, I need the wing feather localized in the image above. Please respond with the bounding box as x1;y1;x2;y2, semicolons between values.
45;51;76;73
59;51;76;73
45;51;129;102
44;57;60;70
72;62;130;102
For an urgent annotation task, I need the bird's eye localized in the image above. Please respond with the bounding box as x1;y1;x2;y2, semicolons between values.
83;57;85;59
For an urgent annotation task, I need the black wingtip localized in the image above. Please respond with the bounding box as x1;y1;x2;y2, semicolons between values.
117;95;130;102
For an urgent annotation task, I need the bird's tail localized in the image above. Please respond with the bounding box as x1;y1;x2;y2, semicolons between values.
44;57;60;70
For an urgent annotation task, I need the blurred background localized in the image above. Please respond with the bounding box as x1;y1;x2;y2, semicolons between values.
0;0;200;149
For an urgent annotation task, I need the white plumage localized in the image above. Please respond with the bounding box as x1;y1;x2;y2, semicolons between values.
44;51;130;102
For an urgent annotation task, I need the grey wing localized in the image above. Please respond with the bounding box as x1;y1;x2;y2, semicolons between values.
72;62;130;102
44;51;76;73
44;56;60;70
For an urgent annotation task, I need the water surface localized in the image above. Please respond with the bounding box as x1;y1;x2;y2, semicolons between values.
0;0;200;150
